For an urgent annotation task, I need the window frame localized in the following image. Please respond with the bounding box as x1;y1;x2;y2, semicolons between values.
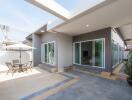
41;41;56;66
73;38;105;68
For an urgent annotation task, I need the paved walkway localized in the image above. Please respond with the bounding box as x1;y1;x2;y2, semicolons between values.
0;67;132;100
0;67;76;100
46;71;132;100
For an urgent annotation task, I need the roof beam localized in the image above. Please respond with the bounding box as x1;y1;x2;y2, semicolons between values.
26;0;70;20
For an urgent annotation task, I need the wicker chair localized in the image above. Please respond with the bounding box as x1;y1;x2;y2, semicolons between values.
22;61;32;72
12;59;20;68
5;62;19;76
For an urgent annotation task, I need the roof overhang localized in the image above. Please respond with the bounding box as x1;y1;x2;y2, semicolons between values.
119;24;132;46
26;0;70;20
26;0;132;48
26;34;32;40
34;24;47;34
25;0;109;21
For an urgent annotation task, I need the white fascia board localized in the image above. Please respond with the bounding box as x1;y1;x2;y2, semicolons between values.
47;19;64;31
26;0;70;20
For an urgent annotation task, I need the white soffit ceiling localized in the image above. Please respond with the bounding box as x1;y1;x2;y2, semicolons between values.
126;41;132;45
53;0;132;36
119;24;132;40
26;0;132;38
119;24;132;45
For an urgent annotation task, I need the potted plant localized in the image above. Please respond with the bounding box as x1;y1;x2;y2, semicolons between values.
124;50;132;86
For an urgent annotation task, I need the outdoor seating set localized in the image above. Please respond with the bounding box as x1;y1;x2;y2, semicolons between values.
5;60;32;76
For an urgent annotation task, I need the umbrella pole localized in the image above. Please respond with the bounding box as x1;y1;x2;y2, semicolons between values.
20;49;21;64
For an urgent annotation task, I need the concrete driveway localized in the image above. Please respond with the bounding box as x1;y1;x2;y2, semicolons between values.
46;71;132;100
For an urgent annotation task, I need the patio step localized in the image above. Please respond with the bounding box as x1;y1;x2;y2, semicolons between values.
114;73;128;80
73;65;102;74
113;63;128;80
39;64;57;73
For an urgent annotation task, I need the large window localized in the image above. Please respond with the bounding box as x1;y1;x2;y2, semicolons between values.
73;38;105;68
112;40;116;65
112;39;124;67
111;29;125;67
41;42;55;65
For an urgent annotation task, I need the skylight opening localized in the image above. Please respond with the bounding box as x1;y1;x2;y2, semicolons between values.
55;0;106;15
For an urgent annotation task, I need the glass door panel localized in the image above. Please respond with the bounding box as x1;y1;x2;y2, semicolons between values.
115;44;119;64
44;42;55;65
94;40;104;67
81;41;93;65
73;39;105;68
44;44;48;63
74;43;80;64
48;43;55;64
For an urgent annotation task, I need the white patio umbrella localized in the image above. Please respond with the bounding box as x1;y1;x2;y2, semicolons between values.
4;43;34;63
0;40;18;50
2;40;17;45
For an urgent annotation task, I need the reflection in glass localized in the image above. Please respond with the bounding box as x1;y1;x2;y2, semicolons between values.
95;40;104;67
112;39;123;66
44;44;48;63
81;41;93;65
48;43;55;64
44;42;55;65
74;39;104;67
74;43;80;64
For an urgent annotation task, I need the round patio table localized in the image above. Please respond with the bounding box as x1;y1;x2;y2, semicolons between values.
15;63;24;72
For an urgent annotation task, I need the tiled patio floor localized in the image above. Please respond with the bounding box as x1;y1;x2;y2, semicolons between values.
46;71;132;100
1;66;132;100
0;67;76;100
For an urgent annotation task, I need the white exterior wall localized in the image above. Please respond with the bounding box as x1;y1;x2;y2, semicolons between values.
0;51;31;66
58;34;73;72
41;32;58;66
33;33;42;66
41;32;73;72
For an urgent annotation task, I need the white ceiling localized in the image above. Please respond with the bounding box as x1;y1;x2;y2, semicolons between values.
119;24;132;45
119;24;132;40
53;0;132;36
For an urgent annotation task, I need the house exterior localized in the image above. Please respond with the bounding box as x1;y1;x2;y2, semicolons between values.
25;0;132;73
30;26;124;73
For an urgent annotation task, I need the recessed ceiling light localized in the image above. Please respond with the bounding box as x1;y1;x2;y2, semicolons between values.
41;30;44;32
86;24;90;27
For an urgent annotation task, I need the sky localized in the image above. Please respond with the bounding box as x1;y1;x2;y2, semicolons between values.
55;0;80;11
0;0;104;42
55;0;105;13
0;0;59;42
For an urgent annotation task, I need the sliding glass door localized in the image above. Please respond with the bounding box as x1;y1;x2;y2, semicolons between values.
73;38;105;68
42;42;55;65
